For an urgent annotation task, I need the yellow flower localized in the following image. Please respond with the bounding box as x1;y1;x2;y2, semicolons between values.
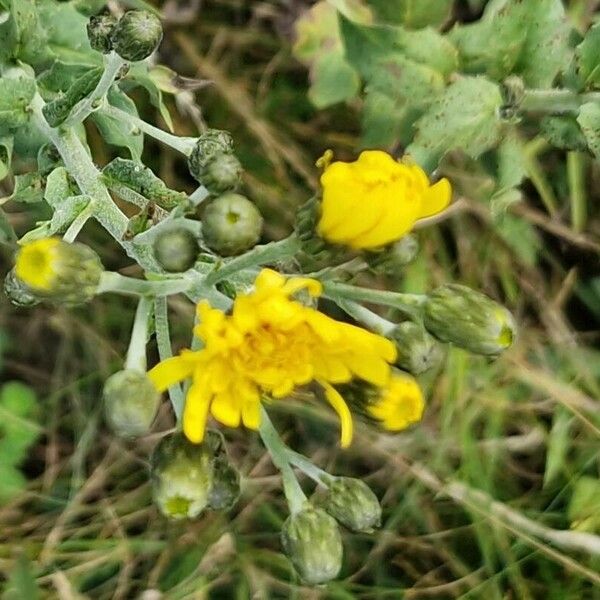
317;150;451;249
15;237;61;291
148;269;397;446
367;372;424;431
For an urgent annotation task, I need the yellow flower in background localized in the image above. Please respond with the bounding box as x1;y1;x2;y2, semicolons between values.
318;150;451;249
148;269;397;446
367;372;424;431
15;237;61;291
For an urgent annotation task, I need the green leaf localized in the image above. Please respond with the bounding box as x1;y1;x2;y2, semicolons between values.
368;0;453;29
568;476;600;533
44;166;76;208
11;0;50;65
576;23;600;89
576;102;600;159
0;69;36;134
326;0;372;23
490;130;527;216
293;2;360;108
361;90;407;147
541;115;588;151
2;554;40;600
37;60;93;97
494;214;541;266
0;207;17;243
407;76;504;171
91;87;144;160
0;136;13;182
126;64;175;131
6;172;45;204
543;406;571;488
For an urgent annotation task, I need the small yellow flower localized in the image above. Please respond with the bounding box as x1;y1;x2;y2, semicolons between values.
367;372;424;431
15;237;61;291
318;150;451;249
148;269;397;446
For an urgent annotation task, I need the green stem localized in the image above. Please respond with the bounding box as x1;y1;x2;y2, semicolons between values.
125;296;153;371
258;407;307;515
521;89;600;114
284;449;332;487
335;299;396;335
62;202;95;243
103;104;197;156
154;296;185;420
97;272;192;297
322;281;425;320
65;52;126;126
567;151;587;233
203;236;301;286
189;185;210;206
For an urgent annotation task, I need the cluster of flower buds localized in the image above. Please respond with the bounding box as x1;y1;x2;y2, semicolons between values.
151;431;240;519
87;10;163;61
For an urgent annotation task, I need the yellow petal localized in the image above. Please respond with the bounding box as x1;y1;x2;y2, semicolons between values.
182;375;212;443
147;355;195;392
321;381;353;448
241;387;261;430
211;390;241;427
344;352;391;387
419;178;452;219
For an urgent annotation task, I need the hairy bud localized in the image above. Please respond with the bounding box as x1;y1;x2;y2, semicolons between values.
153;228;199;272
366;235;419;274
87;14;117;54
3;269;40;307
390;321;444;375
111;10;163;62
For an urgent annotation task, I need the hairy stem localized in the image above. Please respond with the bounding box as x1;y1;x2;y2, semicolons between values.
97;272;192;296
125;296;153;371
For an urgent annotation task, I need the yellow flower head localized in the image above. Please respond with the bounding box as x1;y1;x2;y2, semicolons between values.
367;372;424;431
148;269;397;446
317;150;451;250
15;237;61;291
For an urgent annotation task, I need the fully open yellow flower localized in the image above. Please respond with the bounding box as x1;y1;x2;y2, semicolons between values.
318;150;451;249
15;237;61;291
367;372;424;431
148;269;397;446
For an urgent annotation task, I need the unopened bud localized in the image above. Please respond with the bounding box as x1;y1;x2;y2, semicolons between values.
424;284;516;355
281;505;343;585
202;193;263;256
320;477;381;533
87;14;117;54
390;321;444;375
366;235;419;274
151;432;214;520
4;269;40;307
208;456;241;511
103;370;160;437
111;10;163;62
153;228;199;272
14;238;103;305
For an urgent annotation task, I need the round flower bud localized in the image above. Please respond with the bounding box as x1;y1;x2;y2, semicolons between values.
281;505;343;585
320;477;381;533
200;153;243;195
14;238;103;305
111;10;163;62
151;432;214;520
153;228;199;272
4;269;40;307
390;321;444;375
423;284;516;356
202;193;263;256
208;456;241;511
87;14;117;54
103;370;160;438
366;235;419;274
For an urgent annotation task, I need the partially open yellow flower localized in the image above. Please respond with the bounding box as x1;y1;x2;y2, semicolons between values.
15;237;61;291
148;269;397;446
318;150;451;249
367;372;424;431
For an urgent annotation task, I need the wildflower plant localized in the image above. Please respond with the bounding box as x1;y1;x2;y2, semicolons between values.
0;0;522;586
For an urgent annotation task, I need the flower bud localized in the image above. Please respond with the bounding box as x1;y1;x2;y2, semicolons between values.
4;269;40;307
87;14;117;54
320;477;381;533
202;193;263;256
423;284;516;355
390;321;444;375
103;370;160;437
151;432;214;520
111;10;163;62
187;130;242;194
281;505;343;585
208;456;241;511
14;238;103;305
365;235;419;274
153;228;199;272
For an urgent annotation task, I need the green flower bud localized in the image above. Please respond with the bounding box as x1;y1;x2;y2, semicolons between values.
14;238;103;305
111;10;163;62
201;153;243;195
423;284;516;356
208;456;241;511
103;370;160;437
87;14;117;54
366;235;419;274
390;321;444;375
202;193;263;256
153;228;199;272
151;432;215;520
3;269;40;307
281;505;343;585
320;477;381;533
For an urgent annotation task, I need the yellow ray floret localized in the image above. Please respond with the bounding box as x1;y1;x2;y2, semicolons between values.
148;269;397;446
317;150;451;250
15;237;61;291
